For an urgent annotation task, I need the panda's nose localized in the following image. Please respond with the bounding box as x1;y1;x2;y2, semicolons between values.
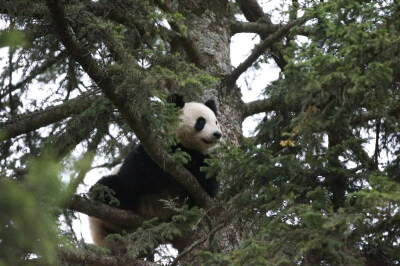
213;132;222;140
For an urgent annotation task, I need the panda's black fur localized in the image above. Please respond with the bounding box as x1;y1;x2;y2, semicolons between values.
93;143;219;210
88;94;221;249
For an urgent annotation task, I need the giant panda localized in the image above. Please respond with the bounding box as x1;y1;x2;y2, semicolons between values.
88;93;222;250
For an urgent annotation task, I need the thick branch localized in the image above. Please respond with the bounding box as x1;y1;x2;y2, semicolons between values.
0;92;100;141
231;21;279;35
225;17;307;86
68;195;145;228
243;98;275;119
46;0;212;208
58;247;155;266
236;0;265;22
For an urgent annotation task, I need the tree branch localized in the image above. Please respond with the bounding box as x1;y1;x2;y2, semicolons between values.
0;51;67;101
170;222;225;266
350;104;400;126
58;247;155;266
85;1;144;30
0;2;47;20
236;0;288;69
0;92;100;141
339;125;378;172
225;16;307;86
231;21;279;35
68;195;145;228
46;0;212;208
243;98;275;119
373;120;381;168
0;52;66;100
236;0;265;22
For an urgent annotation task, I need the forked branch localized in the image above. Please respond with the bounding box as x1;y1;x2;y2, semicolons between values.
225;16;307;86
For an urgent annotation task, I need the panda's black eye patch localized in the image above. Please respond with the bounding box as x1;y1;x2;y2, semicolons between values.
195;117;206;131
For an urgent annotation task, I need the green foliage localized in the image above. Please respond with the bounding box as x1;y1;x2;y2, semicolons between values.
283;0;399;138
104;202;202;260
198;1;400;264
143;93;182;149
89;184;120;207
2;0;400;265
0;154;65;265
171;147;191;165
0;29;27;48
204;141;400;264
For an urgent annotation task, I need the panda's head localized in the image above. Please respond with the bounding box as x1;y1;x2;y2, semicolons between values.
167;94;222;154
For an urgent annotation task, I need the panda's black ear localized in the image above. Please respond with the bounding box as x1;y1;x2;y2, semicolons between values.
205;99;218;116
167;93;185;108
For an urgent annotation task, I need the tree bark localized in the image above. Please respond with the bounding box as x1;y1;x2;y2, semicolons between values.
175;0;244;146
163;1;244;261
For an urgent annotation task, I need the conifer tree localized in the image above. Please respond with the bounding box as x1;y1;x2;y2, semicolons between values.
1;0;400;265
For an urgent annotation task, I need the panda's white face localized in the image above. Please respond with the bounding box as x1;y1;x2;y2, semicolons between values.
175;102;222;154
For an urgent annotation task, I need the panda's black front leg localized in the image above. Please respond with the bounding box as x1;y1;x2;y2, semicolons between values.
90;174;141;211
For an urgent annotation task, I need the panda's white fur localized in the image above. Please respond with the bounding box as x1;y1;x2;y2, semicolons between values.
88;94;222;251
109;164;122;175
175;102;222;154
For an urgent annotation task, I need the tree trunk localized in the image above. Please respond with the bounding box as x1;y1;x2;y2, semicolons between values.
168;1;244;261
173;0;244;147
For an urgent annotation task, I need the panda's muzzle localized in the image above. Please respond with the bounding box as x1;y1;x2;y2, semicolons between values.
202;138;215;144
201;131;222;145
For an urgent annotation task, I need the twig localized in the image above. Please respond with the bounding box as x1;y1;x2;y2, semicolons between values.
0;52;67;101
170;222;226;266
